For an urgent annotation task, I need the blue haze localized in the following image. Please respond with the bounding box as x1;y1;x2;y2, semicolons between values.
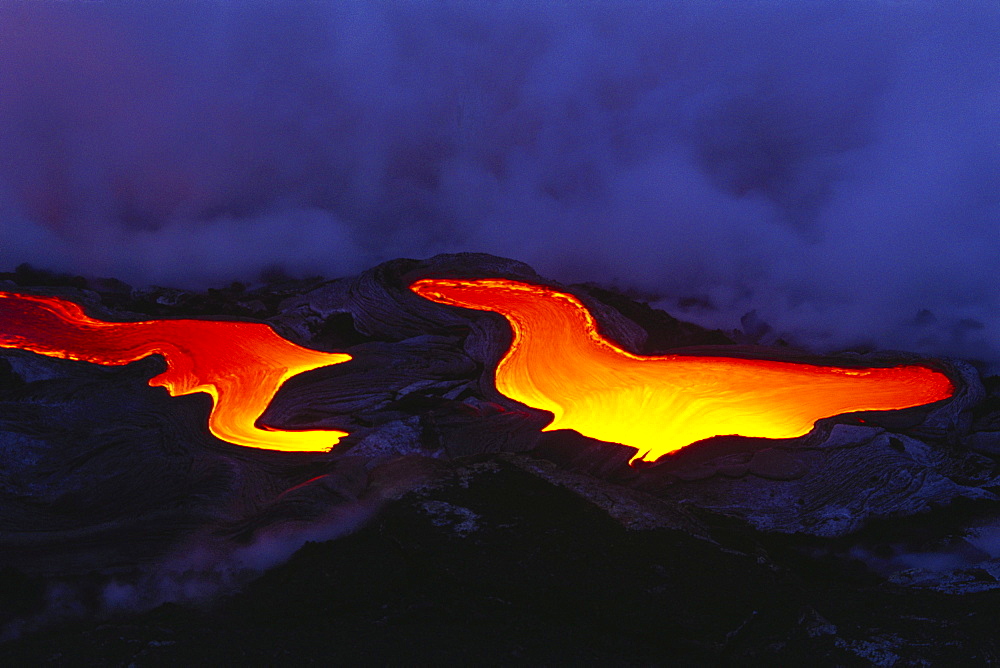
0;0;997;364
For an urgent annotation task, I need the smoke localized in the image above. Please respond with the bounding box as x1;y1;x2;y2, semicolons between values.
1;0;998;363
0;496;377;641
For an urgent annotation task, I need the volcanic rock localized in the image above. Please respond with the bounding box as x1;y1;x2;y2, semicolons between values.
4;458;1000;666
2;253;1000;661
968;431;1000;456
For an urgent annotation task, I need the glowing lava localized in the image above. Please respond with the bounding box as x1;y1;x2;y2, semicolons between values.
0;291;351;452
411;278;955;464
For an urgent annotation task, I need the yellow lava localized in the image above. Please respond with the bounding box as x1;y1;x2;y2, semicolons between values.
411;278;954;464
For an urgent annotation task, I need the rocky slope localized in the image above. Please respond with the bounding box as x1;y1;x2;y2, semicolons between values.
2;254;1000;664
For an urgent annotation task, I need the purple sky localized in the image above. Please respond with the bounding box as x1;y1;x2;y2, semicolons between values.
1;0;998;365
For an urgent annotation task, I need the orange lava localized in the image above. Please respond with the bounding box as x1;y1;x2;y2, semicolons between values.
0;291;351;452
411;278;955;464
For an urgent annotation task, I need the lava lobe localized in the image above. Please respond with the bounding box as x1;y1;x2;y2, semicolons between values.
0;291;351;452
411;278;954;464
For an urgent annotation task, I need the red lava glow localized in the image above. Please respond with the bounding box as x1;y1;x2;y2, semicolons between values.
0;291;351;452
411;278;956;465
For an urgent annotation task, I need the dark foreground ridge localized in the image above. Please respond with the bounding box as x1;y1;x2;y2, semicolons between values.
2;254;1000;664
4;458;1000;665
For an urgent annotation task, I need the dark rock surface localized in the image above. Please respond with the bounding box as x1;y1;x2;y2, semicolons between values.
3;254;1000;663
3;458;1000;666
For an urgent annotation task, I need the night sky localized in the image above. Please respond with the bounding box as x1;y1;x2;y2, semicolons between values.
1;0;998;365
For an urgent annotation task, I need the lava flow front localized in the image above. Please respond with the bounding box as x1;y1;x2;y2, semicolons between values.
0;291;351;452
411;278;955;464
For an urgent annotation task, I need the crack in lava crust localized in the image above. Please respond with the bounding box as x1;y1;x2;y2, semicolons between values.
0;291;351;452
410;278;955;465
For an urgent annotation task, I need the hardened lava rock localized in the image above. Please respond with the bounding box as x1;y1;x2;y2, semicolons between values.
0;253;996;581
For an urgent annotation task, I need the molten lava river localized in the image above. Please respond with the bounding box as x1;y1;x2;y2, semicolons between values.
0;291;351;452
411;278;955;465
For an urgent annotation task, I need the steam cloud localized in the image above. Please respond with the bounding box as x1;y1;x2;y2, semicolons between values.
1;0;998;365
1;498;376;641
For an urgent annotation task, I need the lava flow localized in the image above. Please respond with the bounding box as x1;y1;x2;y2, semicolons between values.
411;278;955;464
0;291;351;452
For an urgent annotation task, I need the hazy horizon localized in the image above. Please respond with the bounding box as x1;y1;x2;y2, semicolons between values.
1;0;997;364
